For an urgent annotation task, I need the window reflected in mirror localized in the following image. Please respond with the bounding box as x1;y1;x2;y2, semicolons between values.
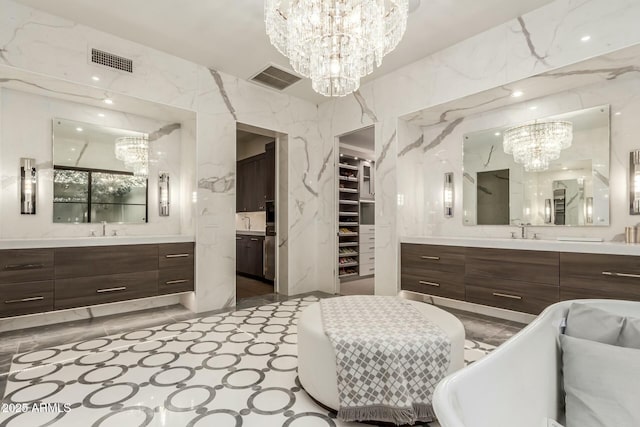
52;118;149;224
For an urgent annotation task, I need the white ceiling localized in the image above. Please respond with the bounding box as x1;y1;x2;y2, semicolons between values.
17;0;554;104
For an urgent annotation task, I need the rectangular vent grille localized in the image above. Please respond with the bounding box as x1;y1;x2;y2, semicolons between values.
91;48;133;73
251;65;301;90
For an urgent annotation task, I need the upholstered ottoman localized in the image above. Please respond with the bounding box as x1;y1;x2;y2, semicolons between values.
298;298;465;411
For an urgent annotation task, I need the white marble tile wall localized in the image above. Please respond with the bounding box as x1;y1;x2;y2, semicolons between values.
0;88;185;238
319;0;640;297
0;0;334;319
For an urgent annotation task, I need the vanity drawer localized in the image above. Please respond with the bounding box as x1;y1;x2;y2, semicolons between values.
465;276;559;315
159;268;194;295
401;244;465;274
55;271;158;310
0;249;54;284
0;281;53;318
560;252;640;300
55;245;158;278
159;243;195;270
401;270;465;300
465;247;559;286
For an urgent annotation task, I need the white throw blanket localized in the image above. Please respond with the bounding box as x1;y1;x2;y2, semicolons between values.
320;296;451;425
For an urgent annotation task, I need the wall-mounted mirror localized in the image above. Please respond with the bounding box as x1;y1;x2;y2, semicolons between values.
53;118;148;224
463;105;610;226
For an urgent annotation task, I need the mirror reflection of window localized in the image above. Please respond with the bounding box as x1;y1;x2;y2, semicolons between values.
52;118;149;224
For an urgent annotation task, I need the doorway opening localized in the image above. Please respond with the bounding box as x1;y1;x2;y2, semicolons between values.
336;126;375;296
235;123;279;303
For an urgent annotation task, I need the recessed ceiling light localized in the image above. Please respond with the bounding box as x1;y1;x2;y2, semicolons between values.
581;35;591;42
354;157;359;160
562;167;568;170
494;132;501;136
71;148;76;151
104;98;113;105
76;127;83;132
91;76;100;81
98;113;105;117
511;90;524;98
615;112;622;116
529;106;538;110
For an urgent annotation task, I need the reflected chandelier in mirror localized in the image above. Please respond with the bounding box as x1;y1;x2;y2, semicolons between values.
52;118;149;224
463;105;610;227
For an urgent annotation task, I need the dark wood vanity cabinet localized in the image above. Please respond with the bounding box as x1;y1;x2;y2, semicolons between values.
560;253;640;301
158;243;195;295
400;244;465;300
0;242;194;318
401;243;640;315
0;249;55;317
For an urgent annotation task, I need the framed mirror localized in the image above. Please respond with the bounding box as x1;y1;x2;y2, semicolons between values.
53;118;149;224
463;105;610;226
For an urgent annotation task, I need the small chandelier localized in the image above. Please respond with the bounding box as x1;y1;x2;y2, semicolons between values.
115;136;149;177
503;121;573;172
265;0;409;97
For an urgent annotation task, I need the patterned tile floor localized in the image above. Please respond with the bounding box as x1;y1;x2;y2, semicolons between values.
0;294;521;426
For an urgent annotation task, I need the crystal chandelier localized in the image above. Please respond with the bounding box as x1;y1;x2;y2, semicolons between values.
265;0;409;97
115;136;149;177
503;121;573;172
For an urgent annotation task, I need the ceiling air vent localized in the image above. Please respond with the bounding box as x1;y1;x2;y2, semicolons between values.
250;65;301;91
90;48;133;73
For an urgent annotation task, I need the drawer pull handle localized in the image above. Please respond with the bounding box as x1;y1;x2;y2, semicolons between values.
165;279;188;285
4;263;45;271
236;237;242;240
5;296;44;304
369;246;375;250
250;238;259;241
419;280;440;287
165;254;190;258
602;271;640;279
97;286;127;293
492;292;522;300
420;256;440;261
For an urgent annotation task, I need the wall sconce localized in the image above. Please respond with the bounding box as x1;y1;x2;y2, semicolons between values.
159;172;170;216
586;196;594;224
630;151;640;215
544;199;552;224
20;158;37;215
444;172;454;218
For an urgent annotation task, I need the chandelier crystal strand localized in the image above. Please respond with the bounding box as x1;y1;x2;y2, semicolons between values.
114;136;150;177
503;121;573;172
265;0;409;97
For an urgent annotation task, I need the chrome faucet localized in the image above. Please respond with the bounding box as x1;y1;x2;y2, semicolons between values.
516;223;531;239
102;221;107;237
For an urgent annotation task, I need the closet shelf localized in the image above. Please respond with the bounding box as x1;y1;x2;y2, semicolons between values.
338;163;359;171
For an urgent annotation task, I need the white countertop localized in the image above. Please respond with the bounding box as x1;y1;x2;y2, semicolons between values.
236;230;266;236
0;235;195;250
400;236;640;256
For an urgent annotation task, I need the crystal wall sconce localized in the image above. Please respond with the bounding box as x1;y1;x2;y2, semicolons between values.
444;172;454;218
631;151;640;215
586;197;594;224
159;172;170;216
20;158;37;215
544;199;552;224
